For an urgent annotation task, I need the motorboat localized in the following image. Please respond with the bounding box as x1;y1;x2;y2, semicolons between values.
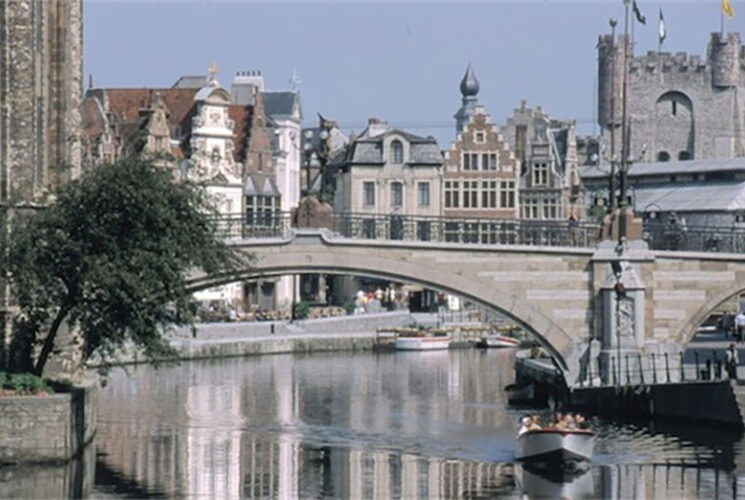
477;333;521;348
515;428;595;462
394;332;450;350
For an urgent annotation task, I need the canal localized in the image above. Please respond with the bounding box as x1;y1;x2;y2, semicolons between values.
84;347;745;498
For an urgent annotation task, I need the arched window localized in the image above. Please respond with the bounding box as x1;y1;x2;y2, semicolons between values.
678;151;691;161
657;151;670;162
390;140;403;164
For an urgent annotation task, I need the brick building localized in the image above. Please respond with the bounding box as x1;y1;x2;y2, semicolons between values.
444;65;519;222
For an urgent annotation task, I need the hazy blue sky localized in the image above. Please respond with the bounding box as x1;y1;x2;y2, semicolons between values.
85;0;733;146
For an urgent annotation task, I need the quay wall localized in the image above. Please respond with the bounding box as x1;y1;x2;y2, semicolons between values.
0;385;96;464
570;380;742;427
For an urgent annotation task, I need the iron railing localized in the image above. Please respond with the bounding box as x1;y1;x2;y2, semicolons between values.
218;211;745;253
216;211;602;248
579;350;731;388
643;223;745;253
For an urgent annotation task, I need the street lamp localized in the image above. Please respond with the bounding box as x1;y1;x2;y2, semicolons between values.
303;130;314;196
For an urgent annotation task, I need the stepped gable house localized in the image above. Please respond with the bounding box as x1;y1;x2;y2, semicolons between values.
444;65;519;221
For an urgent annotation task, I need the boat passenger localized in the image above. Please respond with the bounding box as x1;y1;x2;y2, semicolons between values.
563;413;577;429
575;414;589;429
553;412;565;429
518;417;531;435
528;415;542;430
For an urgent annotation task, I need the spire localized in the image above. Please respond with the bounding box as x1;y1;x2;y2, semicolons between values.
460;63;479;98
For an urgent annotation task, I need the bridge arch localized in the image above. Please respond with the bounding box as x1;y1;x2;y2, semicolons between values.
188;233;580;371
678;283;745;346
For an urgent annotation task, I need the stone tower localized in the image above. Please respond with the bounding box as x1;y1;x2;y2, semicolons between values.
0;0;83;201
0;0;83;367
597;31;745;162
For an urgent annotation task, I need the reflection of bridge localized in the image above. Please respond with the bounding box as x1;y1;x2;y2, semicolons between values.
190;212;745;385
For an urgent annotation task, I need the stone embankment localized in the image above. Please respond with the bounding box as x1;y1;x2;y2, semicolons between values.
114;311;418;364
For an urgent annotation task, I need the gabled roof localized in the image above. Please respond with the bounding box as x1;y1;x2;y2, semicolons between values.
262;91;301;119
345;128;442;166
244;174;281;196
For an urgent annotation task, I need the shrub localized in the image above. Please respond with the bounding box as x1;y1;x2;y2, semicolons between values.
0;372;52;395
294;300;310;320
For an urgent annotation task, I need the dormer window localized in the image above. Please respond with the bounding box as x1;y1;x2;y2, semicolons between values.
390;139;403;164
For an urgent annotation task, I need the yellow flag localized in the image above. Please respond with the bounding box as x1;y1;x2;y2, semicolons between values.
723;0;734;19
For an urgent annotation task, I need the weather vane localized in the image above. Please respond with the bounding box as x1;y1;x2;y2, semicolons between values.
208;60;218;81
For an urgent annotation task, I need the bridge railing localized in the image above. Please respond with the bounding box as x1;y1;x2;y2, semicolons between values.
579;351;730;388
643;222;745;253
215;211;603;248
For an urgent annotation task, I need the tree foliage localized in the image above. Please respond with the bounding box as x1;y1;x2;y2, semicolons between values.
4;158;251;375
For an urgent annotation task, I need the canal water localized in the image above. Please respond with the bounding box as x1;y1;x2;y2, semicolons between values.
83;348;745;499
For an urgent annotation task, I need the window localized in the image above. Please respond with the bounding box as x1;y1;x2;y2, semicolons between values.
389;215;404;240
390;140;403;164
500;181;515;208
463;181;478;208
657;151;670;162
391;182;403;208
489;153;498;171
481;181;489;208
362;218;376;239
678;151;691;161
533;162;548;185
445;222;460;242
543;198;557;219
462;152;478;171
672;100;677;116
445;181;459;208
417;182;430;207
475;131;485;143
417;221;431;241
363;181;375;206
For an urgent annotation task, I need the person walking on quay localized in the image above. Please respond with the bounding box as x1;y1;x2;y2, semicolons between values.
726;343;739;380
736;311;745;343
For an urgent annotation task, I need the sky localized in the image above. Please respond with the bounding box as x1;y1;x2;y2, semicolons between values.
85;0;735;147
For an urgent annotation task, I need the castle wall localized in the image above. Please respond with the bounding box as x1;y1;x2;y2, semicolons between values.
597;32;745;162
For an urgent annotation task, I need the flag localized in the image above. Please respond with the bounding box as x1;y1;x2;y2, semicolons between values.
658;8;666;45
633;0;646;24
722;0;734;19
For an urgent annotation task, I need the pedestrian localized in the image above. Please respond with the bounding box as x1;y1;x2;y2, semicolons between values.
726;343;739;380
736;311;745;342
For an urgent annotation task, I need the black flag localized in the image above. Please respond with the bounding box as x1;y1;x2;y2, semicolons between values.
633;0;646;24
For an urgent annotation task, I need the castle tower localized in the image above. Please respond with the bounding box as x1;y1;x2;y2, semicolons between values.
0;0;83;369
454;63;480;134
597;34;629;135
0;0;83;202
597;30;745;162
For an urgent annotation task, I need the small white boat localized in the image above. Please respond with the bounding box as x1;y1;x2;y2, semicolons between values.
395;334;450;350
478;334;520;348
515;428;595;462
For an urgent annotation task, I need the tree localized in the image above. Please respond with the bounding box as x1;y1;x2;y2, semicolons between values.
3;158;251;376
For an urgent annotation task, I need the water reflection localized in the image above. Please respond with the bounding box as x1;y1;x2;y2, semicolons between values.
93;348;745;498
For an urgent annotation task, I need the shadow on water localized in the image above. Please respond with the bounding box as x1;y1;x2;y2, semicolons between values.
94;452;166;498
0;441;95;499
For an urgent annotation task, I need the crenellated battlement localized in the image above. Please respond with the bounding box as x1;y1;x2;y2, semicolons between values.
628;51;706;74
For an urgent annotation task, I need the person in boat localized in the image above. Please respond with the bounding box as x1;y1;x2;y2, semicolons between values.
562;413;577;429
518;417;532;435
575;414;591;429
528;416;542;430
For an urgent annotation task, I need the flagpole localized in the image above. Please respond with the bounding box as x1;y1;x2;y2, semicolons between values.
721;8;724;36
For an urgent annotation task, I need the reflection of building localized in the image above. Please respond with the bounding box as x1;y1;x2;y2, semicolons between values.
597;32;745;162
444;65;519;220
502;101;582;220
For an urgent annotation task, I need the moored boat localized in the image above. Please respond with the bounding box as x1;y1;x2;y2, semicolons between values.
477;333;521;348
515;428;595;462
394;332;450;350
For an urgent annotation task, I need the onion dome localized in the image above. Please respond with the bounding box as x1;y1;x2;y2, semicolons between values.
460;63;479;98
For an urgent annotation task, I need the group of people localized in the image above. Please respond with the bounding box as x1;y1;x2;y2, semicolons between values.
518;412;589;435
719;310;745;342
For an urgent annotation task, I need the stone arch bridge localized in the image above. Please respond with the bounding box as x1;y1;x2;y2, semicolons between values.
188;229;745;385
